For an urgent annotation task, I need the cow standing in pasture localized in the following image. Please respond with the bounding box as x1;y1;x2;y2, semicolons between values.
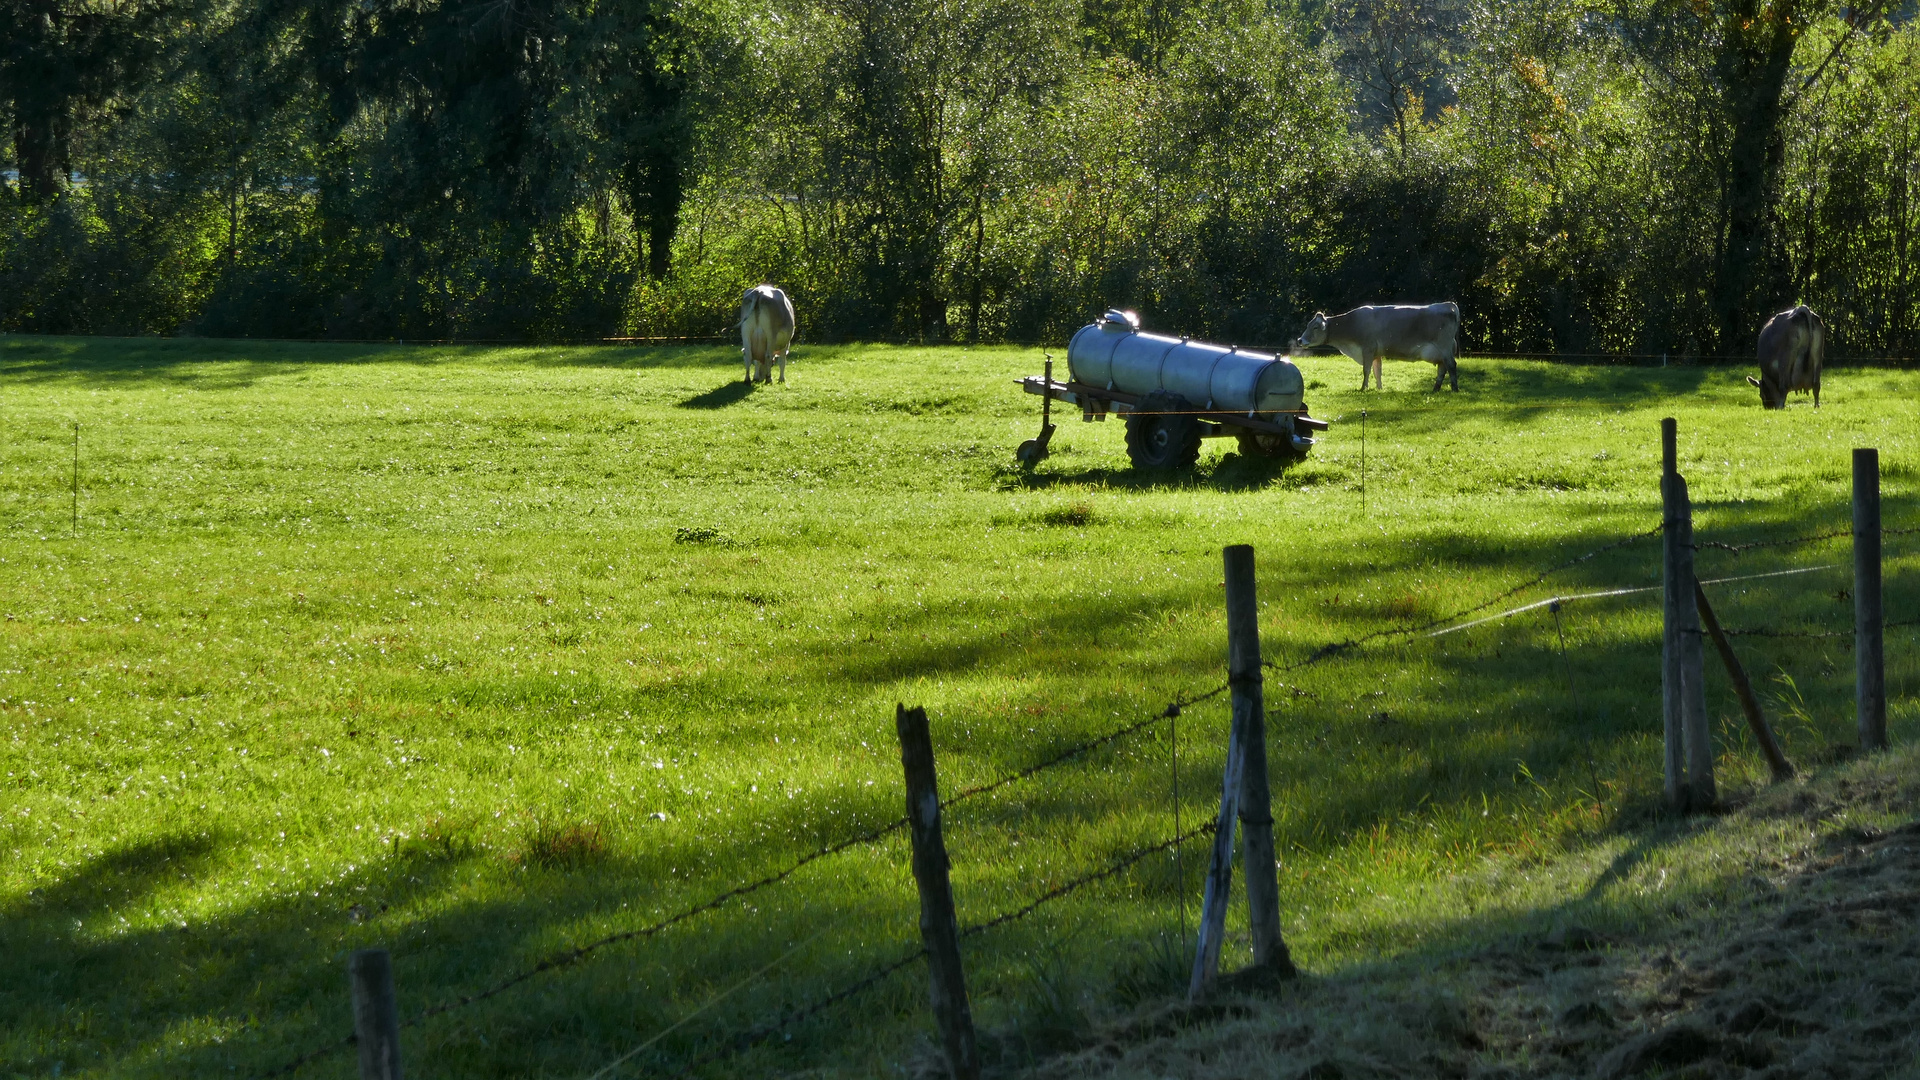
1749;305;1824;409
740;285;796;384
1295;303;1461;391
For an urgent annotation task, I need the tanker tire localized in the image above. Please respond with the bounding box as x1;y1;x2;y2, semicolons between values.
1125;393;1202;470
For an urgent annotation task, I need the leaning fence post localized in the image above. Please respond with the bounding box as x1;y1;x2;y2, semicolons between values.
1855;448;1886;751
895;704;981;1080
1695;582;1795;782
1188;698;1246;1001
349;948;403;1080
1660;419;1686;811
1674;472;1715;810
1221;545;1293;977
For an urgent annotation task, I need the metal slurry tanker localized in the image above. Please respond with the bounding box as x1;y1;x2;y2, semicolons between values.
1016;310;1328;468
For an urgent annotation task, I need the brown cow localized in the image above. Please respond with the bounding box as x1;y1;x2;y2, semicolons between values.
1295;302;1460;391
1748;305;1824;409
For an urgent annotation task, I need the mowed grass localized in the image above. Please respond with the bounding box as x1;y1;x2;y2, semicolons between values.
1;334;1915;1078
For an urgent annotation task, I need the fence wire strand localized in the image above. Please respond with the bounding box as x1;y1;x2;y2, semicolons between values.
1265;523;1665;671
1702;521;1920;554
247;508;1910;1078
666;821;1218;1076
252;682;1226;1079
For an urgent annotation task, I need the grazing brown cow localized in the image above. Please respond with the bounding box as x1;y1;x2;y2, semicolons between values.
740;285;796;384
1295;302;1460;391
1748;305;1824;409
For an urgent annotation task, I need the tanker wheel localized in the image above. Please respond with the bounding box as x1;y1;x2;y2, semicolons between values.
1125;392;1202;470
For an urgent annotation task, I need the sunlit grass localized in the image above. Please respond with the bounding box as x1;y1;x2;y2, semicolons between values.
1;333;1915;1077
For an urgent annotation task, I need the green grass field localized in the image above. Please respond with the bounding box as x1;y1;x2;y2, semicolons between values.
2;334;1915;1078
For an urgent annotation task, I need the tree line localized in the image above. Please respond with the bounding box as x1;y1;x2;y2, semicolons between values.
2;0;1915;357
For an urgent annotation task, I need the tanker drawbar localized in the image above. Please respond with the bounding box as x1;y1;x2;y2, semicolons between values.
1015;310;1328;469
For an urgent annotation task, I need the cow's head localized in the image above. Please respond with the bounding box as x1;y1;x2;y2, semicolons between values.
1747;375;1785;409
1295;313;1328;349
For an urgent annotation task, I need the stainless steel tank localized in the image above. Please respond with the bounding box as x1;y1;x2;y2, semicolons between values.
1066;312;1304;417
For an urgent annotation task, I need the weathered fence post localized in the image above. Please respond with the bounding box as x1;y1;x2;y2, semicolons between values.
1661;418;1713;812
895;704;981;1080
1694;582;1795;781
1855;448;1886;751
1222;545;1293;978
348;948;403;1080
1188;697;1245;1000
1660;419;1686;811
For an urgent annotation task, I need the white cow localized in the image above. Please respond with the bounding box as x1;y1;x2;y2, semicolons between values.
1295;302;1461;391
740;285;796;384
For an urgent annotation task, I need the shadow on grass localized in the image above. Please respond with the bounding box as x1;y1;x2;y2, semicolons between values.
677;379;756;409
2;493;1903;1079
1010;451;1318;493
0;334;744;387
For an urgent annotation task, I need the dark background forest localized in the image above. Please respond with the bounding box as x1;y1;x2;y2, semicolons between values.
1;0;1915;356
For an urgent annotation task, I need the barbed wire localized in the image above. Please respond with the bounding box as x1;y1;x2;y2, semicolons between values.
1720;615;1920;638
1702;521;1920;553
958;821;1217;941
663;821;1218;1077
250;682;1227;1079
1698;529;1852;554
941;683;1228;807
1264;523;1665;671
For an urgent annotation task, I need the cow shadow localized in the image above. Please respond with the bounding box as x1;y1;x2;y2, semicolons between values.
677;379;756;409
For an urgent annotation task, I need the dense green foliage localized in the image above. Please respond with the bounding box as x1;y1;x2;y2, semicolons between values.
1;337;1915;1075
1;0;1916;354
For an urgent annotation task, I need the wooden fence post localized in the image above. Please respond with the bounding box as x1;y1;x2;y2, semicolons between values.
1694;582;1795;781
895;704;981;1080
348;948;403;1080
1660;419;1686;811
1221;545;1293;977
1855;448;1886;751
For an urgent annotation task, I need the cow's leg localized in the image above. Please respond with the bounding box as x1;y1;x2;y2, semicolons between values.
778;349;786;383
743;348;753;384
1357;354;1371;390
1813;379;1820;407
1372;355;1384;390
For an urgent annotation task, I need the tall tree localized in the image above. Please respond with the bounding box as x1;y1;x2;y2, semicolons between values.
0;0;179;200
1705;0;1821;351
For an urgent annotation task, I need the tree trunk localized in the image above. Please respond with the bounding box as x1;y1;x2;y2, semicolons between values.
1711;10;1802;354
645;149;682;281
967;189;984;344
12;105;68;201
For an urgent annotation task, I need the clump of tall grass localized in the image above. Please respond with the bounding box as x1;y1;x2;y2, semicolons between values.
515;818;608;870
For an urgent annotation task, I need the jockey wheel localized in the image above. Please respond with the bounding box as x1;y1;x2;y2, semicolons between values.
1017;356;1059;466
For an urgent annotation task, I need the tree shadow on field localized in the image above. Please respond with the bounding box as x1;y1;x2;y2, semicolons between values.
677;379;756;409
6;482;1908;1079
4;831;222;922
0;334;742;387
